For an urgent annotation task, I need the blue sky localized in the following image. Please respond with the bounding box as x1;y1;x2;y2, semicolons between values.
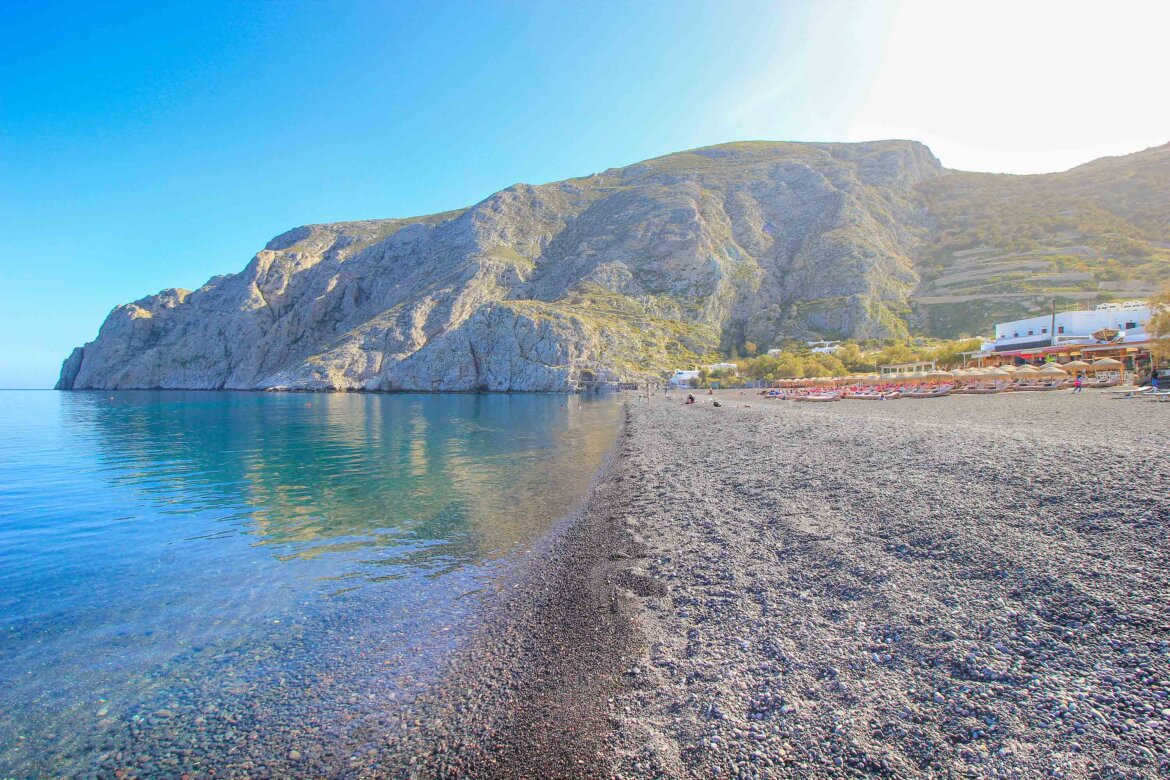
1;0;1166;387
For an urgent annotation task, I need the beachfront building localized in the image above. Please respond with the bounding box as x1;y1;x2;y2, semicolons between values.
706;362;739;374
968;300;1162;377
668;369;702;387
880;360;936;376
981;301;1154;353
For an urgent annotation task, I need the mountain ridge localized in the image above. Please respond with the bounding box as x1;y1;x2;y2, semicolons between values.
58;139;1170;391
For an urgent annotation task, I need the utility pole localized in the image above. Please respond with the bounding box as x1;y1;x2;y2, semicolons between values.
1050;298;1057;348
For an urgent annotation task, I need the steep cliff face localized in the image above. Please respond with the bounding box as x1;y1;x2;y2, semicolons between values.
60;140;948;391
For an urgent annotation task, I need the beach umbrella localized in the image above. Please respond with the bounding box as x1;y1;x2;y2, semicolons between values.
1091;357;1125;380
928;369;953;380
950;369;969;381
1037;364;1067;376
983;369;1010;379
1013;365;1040;384
1062;360;1091;372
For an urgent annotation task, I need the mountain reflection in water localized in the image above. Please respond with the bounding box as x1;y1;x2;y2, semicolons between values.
0;390;620;777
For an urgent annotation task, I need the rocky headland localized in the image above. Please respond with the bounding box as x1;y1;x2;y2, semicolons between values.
58;140;1170;392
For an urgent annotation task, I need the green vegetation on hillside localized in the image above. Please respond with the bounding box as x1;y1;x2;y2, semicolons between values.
912;143;1170;338
677;337;983;387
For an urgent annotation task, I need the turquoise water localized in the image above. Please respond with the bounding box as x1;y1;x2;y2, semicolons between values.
0;390;620;777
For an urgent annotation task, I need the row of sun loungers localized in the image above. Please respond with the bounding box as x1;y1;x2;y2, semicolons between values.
765;377;1137;402
762;372;1147;403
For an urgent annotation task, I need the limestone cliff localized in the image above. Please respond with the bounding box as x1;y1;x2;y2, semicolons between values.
58;139;1169;391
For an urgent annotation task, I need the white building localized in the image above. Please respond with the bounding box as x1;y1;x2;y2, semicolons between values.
706;362;739;373
981;301;1155;352
880;360;936;376
668;369;702;387
807;340;842;354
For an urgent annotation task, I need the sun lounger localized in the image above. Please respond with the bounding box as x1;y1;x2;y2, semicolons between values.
905;388;951;399
793;393;840;402
1142;389;1170;402
1014;381;1066;392
1107;386;1152;399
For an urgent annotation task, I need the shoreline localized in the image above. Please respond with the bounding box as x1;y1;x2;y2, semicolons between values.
383;403;648;778
396;389;1169;778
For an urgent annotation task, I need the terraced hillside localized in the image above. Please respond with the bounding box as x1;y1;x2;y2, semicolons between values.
914;142;1170;336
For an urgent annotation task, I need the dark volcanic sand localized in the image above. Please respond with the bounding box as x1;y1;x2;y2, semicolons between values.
404;391;1169;779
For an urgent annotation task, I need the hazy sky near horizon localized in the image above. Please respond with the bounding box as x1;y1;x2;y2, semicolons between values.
1;0;1167;387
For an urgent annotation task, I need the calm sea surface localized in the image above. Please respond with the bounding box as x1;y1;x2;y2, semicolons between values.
0;390;620;777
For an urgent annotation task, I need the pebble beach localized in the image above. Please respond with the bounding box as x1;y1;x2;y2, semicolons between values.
402;389;1169;779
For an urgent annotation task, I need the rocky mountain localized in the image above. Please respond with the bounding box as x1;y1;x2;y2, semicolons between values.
58;140;1170;391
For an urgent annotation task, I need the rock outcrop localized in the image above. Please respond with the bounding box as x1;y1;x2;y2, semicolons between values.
57;139;1170;391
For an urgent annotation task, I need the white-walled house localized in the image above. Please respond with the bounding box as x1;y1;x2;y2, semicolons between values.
981;301;1155;352
808;340;842;354
668;369;702;387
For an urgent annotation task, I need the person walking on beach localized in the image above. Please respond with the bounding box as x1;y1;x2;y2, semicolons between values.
1073;373;1084;393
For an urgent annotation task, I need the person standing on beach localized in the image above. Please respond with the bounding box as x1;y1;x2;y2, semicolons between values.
1073;373;1084;393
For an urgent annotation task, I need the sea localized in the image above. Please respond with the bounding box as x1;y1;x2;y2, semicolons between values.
0;390;621;777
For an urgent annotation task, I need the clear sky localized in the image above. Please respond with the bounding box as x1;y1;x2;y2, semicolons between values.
1;0;1166;387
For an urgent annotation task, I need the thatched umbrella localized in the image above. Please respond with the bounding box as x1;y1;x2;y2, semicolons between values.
1062;359;1091;372
1013;365;1040;384
983;369;1010;387
1091;357;1125;381
1037;364;1068;383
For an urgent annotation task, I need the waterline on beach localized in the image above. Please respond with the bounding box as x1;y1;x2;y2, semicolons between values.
0;390;620;777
